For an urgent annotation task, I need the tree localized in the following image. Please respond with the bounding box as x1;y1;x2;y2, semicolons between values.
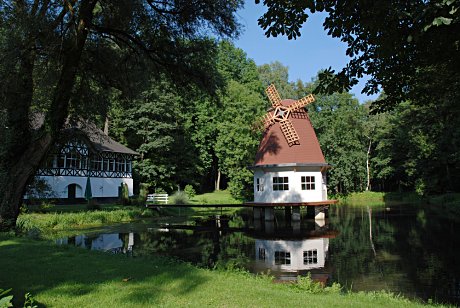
256;0;460;111
307;89;368;194
189;41;265;196
258;61;296;99
0;0;242;231
370;99;460;194
114;80;192;191
215;80;265;199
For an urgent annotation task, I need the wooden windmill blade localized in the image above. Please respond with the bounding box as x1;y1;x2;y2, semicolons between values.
287;94;315;112
279;119;300;146
265;84;282;107
262;112;276;130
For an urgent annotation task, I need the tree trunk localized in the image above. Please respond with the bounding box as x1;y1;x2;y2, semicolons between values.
0;135;53;231
366;138;372;191
0;0;97;231
104;116;110;135
368;207;377;257
215;169;221;191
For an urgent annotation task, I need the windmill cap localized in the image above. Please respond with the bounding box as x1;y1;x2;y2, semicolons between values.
254;101;326;166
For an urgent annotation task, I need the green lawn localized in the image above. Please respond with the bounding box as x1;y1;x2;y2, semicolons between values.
17;191;243;238
338;191;460;207
0;234;433;308
2;190;448;307
189;190;241;205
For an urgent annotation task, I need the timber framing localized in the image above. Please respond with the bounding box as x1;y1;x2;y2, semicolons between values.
37;138;136;179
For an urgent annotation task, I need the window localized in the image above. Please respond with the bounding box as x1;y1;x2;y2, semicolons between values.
258;248;266;260
273;177;289;191
275;251;291;265
109;158;116;171
116;158;126;172
66;152;79;169
57;140;89;170
91;156;103;171
301;176;316;190
256;178;264;192
303;249;318;265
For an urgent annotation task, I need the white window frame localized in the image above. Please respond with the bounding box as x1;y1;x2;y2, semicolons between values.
258;247;266;260
273;176;289;191
301;176;316;190
256;178;264;192
303;249;318;265
275;251;291;265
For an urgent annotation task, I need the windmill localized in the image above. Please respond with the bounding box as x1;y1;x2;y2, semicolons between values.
262;84;315;146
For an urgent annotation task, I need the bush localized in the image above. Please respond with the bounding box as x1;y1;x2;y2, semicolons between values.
139;183;149;202
25;178;56;200
154;187;167;194
184;185;196;198
0;288;13;307
38;201;55;213
170;191;189;205
0;288;37;308
120;183;130;206
292;274;341;294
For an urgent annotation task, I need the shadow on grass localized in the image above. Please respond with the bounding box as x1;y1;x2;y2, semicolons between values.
0;235;207;307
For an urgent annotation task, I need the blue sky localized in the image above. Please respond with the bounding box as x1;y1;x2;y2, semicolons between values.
234;2;378;103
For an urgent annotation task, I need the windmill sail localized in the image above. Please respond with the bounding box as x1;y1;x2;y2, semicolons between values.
266;84;282;107
279;119;300;146
263;112;276;130
259;84;315;147
287;94;315;112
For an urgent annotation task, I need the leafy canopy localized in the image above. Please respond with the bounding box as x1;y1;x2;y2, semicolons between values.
256;0;460;111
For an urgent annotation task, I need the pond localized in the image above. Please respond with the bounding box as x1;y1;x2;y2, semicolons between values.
56;204;460;305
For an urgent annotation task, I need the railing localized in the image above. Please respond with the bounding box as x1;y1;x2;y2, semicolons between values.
146;193;169;205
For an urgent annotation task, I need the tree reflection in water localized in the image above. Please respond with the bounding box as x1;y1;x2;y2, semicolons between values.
57;205;460;305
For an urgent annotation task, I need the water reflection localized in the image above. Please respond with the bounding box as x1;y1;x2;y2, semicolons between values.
57;215;334;284
247;219;336;283
56;205;460;305
253;237;330;283
57;233;134;254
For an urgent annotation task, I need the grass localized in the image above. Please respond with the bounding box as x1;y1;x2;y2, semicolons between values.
337;191;426;206
189;190;241;205
338;191;387;206
338;191;460;207
0;234;434;308
16;205;157;238
17;191;242;237
2;190;448;307
160;190;244;217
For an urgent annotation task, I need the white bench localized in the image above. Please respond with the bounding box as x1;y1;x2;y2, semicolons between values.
146;193;169;205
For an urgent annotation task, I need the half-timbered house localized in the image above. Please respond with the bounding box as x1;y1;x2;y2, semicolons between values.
32;120;138;200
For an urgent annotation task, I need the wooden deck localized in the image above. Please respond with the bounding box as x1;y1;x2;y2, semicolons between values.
244;200;338;207
146;200;338;209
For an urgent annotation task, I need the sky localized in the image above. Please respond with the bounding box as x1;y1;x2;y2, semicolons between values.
234;2;379;103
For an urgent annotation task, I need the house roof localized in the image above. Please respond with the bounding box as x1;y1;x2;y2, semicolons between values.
31;113;138;155
254;99;325;166
75;121;139;155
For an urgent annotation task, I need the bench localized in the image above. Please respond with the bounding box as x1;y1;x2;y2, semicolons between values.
146;193;169;205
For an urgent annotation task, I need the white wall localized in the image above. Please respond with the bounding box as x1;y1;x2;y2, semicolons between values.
253;166;327;203
255;238;329;271
37;175;134;198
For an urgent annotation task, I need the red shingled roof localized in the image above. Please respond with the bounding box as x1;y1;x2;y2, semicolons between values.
254;99;325;166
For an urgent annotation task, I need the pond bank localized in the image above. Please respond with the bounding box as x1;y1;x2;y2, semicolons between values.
0;234;433;307
338;191;460;207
